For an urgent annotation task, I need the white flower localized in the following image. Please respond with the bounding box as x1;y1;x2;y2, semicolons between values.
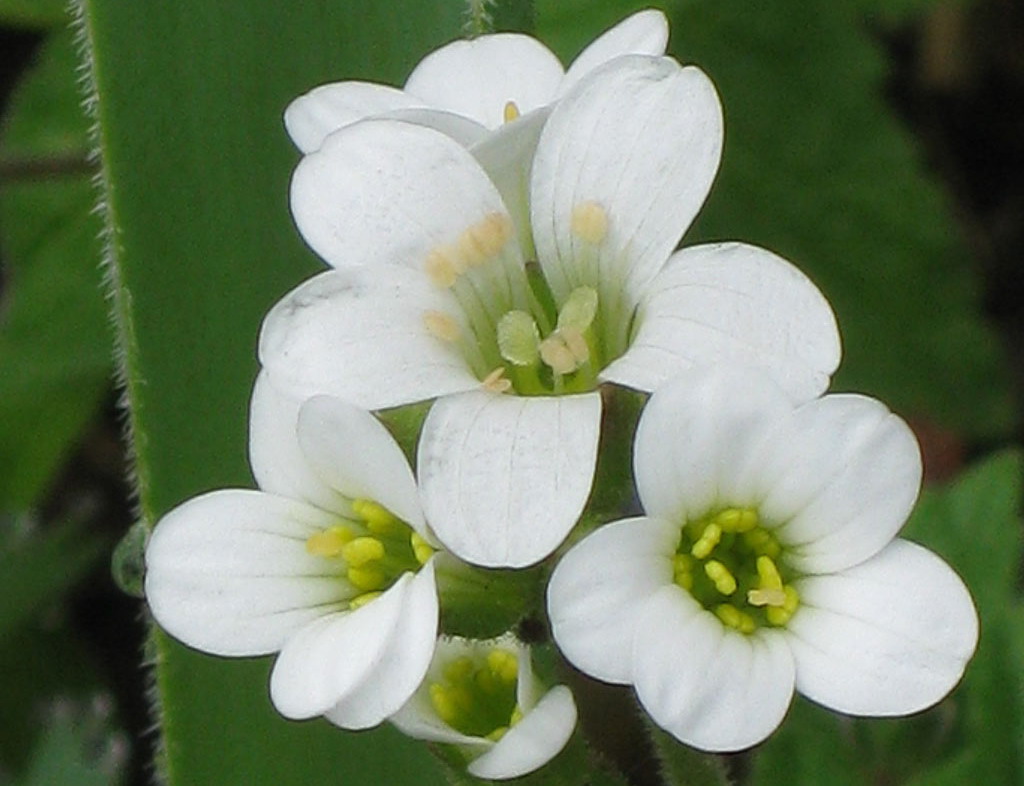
144;373;441;729
547;366;979;752
390;634;577;780
283;9;670;154
260;53;840;569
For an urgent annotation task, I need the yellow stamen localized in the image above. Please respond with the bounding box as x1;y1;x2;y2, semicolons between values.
744;527;780;558
704;560;737;595
690;523;722;559
422;310;461;343
305;525;355;558
766;586;800;626
570;201;609;245
714;604;755;634
348;591;383;610
347;565;387;591
756;555;784;590
411;532;435;565
340;536;385;567
503;100;520;123
351;499;400;534
481;367;512;393
471;212;513;257
716;507;759;533
486;649;518;682
486;726;508;742
430;683;458;723
425;247;458;287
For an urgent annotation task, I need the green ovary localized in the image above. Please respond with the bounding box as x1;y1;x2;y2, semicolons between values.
429;648;522;741
305;499;433;609
673;508;800;634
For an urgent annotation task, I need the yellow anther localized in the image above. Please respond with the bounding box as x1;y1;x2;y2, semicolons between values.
765;586;800;626
503;100;520;123
714;604;754;633
348;591;383;610
673;553;693;589
340;536;385;567
755;555;783;590
481;367;512;393
486;726;509;742
561;327;590;365
351;499;400;534
305;525;355;558
744;528;780;558
429;683;458;723
486;649;518;682
539;335;578;375
747;587;787;607
570;201;609;245
739;509;759;531
422;310;461;343
457;227;489;268
715;507;758;533
444;656;474;682
346;565;387;592
690;523;722;559
410;532;435;565
425;247;458;287
704;560;737;595
471;212;513;258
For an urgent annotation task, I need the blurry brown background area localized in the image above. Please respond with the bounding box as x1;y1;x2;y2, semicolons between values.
0;3;1021;785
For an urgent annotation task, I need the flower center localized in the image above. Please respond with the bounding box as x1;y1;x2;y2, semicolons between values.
673;507;800;633
305;499;434;609
429;647;522;741
420;201;630;397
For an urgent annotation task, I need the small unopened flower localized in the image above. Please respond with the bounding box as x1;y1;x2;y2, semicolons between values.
262;51;840;569
144;374;441;729
390;635;577;780
284;9;669;154
547;366;978;752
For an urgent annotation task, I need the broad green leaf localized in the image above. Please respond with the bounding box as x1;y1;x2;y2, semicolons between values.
537;0;1014;439
76;1;471;783
0;30;110;510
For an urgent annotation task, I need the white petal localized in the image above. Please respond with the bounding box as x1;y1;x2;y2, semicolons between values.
290;119;514;272
296;395;425;532
560;10;670;93
601;243;841;400
258;267;479;409
144;490;345;657
531;56;723;306
788;539;978;716
418;391;601;568
470;107;551;259
404;34;564;128
548;517;678;684
755;395;922;574
468;685;578;780
634;367;795;523
324;561;439;729
284;81;426;154
633;586;795;751
248;370;345;511
383;108;489;148
269;572;413;719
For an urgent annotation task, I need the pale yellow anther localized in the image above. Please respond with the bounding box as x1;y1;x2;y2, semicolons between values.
739;509;759;531
486;649;518;682
425;247;458;287
457;227;489;269
503;100;520;123
704;560;737;595
348;591;383;610
410;532;435;565
744;528;781;558
341;536;385;567
690;523;722;559
429;683;458;723
481;367;512;393
756;555;784;590
570;201;609;245
346;564;387;591
305;525;355;558
747;587;787;607
765;586;800;626
423;310;461;343
471;212;513;258
539;335;579;375
352;499;400;535
561;327;590;365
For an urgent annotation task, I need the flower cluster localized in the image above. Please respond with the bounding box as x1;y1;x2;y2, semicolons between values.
143;9;979;781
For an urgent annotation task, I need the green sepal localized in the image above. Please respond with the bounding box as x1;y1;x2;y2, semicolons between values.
111;520;149;599
435;553;544;640
646;720;732;786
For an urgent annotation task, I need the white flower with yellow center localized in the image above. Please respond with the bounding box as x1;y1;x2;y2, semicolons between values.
284;9;670;154
261;53;840;569
547;366;979;752
390;635;577;780
144;374;441;729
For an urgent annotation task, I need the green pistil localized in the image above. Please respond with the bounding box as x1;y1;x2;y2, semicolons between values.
305;499;432;609
673;508;800;633
429;648;521;740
